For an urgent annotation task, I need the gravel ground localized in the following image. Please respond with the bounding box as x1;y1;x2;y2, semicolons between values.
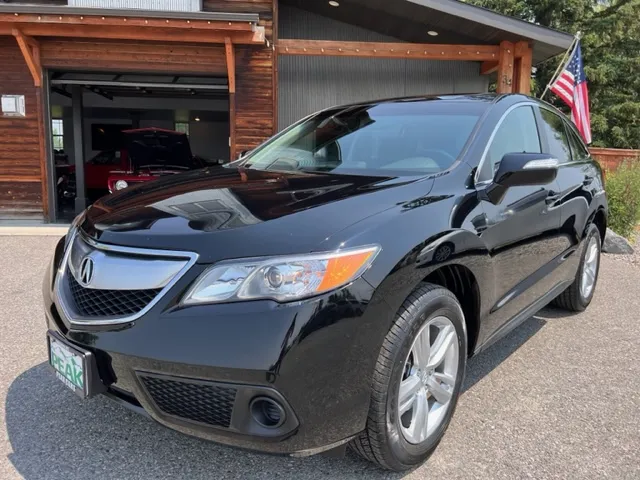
0;236;638;480
605;231;640;267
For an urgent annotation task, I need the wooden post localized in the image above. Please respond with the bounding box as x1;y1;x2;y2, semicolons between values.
272;0;279;135
225;37;237;161
496;41;515;94
515;41;533;94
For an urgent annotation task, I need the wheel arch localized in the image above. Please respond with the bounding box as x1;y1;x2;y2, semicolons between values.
421;264;481;356
366;229;494;357
592;208;607;245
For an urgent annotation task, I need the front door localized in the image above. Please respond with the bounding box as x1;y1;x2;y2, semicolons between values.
475;105;565;344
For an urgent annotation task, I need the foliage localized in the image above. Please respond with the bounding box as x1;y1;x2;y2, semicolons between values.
604;161;640;237
465;0;640;149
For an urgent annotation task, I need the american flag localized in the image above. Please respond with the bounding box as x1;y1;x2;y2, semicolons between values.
550;42;592;144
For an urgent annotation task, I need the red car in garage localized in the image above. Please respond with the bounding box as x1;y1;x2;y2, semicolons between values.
78;128;205;198
105;128;205;193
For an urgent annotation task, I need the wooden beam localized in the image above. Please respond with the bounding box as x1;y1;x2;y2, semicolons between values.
0;13;254;31
514;40;530;59
278;39;500;61
225;37;237;161
480;61;499;75
0;24;265;45
496;41;515;94
12;29;41;87
515;44;533;94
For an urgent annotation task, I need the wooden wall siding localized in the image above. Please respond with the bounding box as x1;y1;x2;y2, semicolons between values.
0;182;43;214
0;37;44;215
40;40;229;75
205;0;276;147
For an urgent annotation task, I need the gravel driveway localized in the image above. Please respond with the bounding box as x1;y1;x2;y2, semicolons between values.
0;236;638;480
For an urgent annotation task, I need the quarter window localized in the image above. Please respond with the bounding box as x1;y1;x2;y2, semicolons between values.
539;109;573;163
565;121;591;161
481;106;542;180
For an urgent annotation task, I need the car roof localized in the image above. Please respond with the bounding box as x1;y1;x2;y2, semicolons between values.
319;93;540;112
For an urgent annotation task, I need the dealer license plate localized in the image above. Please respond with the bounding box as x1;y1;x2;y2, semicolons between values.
48;334;87;398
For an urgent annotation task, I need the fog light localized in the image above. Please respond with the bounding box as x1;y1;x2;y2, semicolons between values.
250;397;286;429
115;180;129;191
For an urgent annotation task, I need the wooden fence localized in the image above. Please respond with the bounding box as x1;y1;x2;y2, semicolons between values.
590;148;640;172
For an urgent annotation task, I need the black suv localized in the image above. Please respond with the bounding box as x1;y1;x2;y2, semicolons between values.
43;94;607;471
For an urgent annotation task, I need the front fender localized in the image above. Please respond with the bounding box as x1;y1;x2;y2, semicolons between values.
366;228;494;329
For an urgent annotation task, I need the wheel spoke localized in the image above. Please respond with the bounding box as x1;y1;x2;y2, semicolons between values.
408;389;428;442
427;376;453;405
427;325;456;369
398;375;421;415
412;326;430;366
432;371;456;388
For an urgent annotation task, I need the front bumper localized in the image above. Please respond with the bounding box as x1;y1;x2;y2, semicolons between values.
43;238;394;455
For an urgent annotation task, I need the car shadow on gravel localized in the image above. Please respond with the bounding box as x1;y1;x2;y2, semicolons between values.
5;315;548;480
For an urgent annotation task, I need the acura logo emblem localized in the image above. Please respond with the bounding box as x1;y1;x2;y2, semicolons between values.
79;257;95;287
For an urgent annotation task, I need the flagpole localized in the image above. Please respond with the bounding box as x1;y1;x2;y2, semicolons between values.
540;32;581;100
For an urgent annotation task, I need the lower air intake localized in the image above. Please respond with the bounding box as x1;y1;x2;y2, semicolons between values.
139;374;237;428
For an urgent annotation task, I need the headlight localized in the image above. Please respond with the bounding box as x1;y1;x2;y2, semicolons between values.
182;245;380;305
115;180;129;191
64;211;85;251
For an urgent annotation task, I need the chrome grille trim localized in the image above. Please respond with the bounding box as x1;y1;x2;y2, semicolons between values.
67;234;190;291
54;230;199;326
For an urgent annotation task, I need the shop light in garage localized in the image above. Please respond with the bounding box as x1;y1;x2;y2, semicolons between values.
194;117;201;122
427;30;439;36
329;1;340;6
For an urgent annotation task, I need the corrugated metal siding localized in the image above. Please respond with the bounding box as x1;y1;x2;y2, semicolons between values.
68;0;202;12
278;5;489;130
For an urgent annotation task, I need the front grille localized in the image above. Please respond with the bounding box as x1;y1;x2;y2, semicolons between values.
67;272;162;317
139;374;237;428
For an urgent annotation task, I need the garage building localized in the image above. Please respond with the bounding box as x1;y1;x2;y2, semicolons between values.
0;0;572;222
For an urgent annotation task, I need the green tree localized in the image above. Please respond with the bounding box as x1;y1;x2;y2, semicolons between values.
465;0;640;149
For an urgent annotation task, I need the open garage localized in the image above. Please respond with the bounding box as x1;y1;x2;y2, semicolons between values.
49;71;231;221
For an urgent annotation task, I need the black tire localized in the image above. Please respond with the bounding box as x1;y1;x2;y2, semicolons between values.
350;283;467;471
552;224;601;312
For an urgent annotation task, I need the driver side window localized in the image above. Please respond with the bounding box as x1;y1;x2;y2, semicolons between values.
482;106;542;181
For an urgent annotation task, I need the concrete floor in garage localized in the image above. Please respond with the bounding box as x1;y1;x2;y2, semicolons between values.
0;236;638;480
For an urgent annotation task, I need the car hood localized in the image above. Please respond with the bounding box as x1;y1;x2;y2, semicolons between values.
124;129;198;171
83;166;432;263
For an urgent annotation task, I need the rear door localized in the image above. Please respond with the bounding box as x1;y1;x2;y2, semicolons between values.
541;108;602;250
476;105;564;343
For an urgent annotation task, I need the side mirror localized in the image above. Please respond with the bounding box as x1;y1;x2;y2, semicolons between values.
481;153;559;204
495;153;559;188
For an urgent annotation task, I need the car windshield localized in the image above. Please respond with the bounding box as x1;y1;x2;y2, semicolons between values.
239;100;487;176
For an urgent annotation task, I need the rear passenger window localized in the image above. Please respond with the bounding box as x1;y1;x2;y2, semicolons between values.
539;109;573;163
485;106;541;177
566;122;591;162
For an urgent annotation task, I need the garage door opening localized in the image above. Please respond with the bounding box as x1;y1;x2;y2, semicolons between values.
48;71;230;222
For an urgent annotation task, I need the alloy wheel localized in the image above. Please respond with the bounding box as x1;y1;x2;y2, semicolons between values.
398;316;459;445
580;236;599;299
